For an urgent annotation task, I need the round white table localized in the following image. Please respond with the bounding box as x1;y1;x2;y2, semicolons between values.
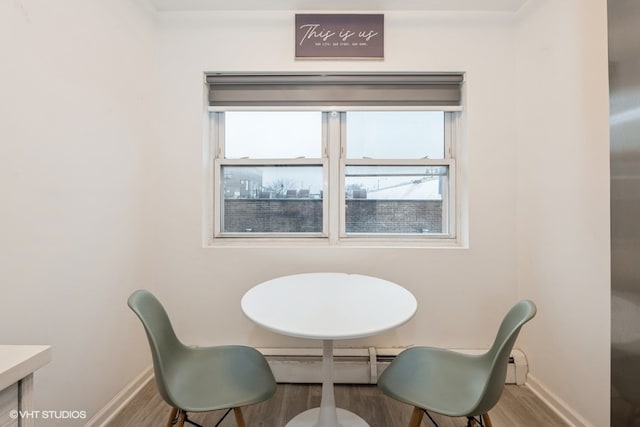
241;272;417;427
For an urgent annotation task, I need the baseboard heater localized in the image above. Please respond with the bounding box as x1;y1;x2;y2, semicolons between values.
257;347;529;385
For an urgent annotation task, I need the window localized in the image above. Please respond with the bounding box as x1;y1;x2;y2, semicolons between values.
215;111;326;236
205;73;463;245
343;111;453;237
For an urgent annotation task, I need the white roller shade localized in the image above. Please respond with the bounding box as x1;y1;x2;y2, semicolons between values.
206;73;463;108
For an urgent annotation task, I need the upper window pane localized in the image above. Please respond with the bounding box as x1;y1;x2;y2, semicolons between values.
346;111;445;159
224;111;322;159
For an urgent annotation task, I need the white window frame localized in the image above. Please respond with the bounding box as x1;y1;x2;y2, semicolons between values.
338;111;457;242
212;110;329;239
204;106;462;248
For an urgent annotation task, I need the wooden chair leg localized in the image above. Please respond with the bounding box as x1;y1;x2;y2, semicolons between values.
409;406;424;427
166;407;178;427
482;412;493;427
233;407;246;427
176;409;186;427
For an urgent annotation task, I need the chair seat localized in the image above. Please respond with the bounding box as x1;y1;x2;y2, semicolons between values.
166;345;277;413
378;347;489;417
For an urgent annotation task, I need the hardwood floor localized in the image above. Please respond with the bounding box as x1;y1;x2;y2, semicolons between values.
106;381;569;427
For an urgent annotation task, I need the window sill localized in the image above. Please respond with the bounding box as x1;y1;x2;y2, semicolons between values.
203;236;467;249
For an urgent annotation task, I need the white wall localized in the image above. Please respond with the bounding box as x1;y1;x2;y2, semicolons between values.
514;1;610;426
150;10;520;352
0;1;156;425
151;5;610;426
0;1;610;425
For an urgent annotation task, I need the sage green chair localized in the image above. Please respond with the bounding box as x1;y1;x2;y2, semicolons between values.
378;300;536;427
128;289;276;427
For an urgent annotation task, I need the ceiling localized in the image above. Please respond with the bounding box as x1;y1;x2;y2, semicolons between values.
149;0;528;12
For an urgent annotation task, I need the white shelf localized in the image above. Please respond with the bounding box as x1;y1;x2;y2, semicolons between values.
0;346;51;391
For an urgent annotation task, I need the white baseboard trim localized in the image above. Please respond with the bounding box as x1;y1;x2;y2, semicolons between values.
84;366;153;427
258;347;528;385
526;374;591;427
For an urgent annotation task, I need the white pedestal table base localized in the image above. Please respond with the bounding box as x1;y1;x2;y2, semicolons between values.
284;339;370;427
284;408;369;427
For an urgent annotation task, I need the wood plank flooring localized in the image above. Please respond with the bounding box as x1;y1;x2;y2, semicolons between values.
106;381;569;427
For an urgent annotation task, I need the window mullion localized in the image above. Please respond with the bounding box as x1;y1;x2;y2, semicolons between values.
344;159;453;167
327;111;342;243
218;158;324;166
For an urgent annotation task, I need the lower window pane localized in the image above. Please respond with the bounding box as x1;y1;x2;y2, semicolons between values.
221;165;323;234
345;166;448;235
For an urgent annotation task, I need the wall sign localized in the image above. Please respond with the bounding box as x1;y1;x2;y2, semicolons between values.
295;14;384;59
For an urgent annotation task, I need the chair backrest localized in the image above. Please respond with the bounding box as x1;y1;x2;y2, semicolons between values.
128;289;187;406
473;300;537;415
